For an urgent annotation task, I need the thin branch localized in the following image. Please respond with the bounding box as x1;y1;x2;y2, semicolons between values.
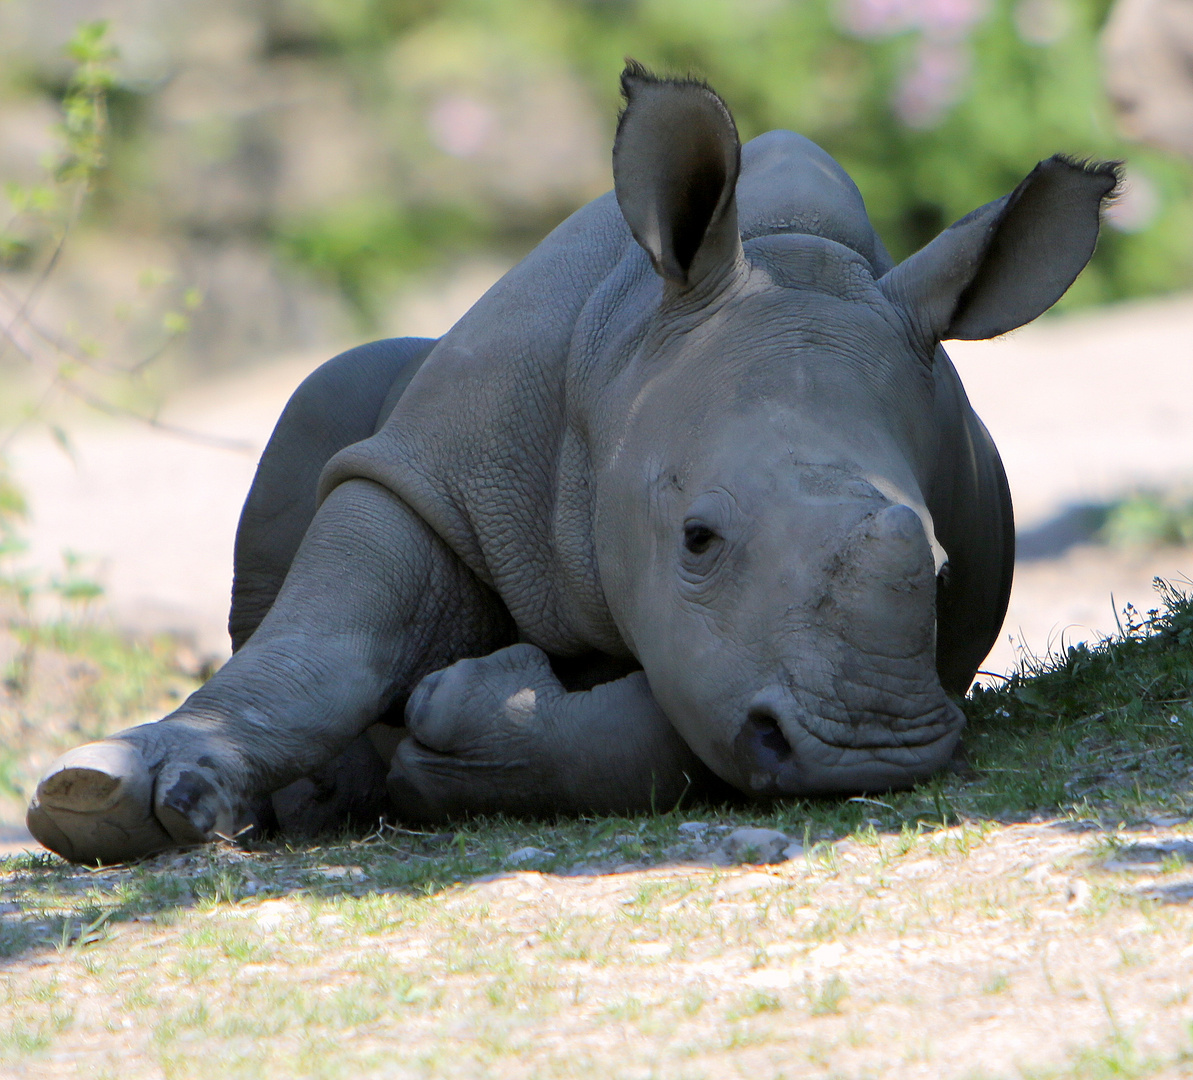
0;185;82;367
0;279;129;376
0;276;253;454
58;379;256;453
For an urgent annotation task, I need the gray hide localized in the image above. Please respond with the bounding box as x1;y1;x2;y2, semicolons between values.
27;66;1118;862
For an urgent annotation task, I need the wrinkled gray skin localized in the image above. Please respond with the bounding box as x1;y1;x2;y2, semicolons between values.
27;68;1118;863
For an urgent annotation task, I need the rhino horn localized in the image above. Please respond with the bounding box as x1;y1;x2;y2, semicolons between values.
834;504;939;658
613;61;743;290
879;155;1121;342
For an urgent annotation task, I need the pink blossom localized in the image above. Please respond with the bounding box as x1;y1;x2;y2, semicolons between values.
427;95;496;159
894;40;971;127
836;0;988;41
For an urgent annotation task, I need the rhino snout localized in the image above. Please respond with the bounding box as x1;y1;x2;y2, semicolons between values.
732;685;964;797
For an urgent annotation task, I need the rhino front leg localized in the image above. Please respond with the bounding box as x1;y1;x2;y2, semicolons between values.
387;643;714;822
27;479;512;863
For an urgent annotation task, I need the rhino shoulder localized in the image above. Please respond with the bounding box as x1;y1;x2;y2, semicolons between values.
318;191;638;656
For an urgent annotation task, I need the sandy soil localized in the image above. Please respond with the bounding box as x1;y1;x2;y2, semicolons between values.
3;821;1193;1077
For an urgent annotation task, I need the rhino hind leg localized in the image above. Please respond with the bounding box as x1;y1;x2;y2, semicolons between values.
230;336;436;651
29;469;513;864
387;643;717;823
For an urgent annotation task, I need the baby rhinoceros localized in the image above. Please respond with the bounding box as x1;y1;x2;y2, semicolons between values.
27;65;1118;863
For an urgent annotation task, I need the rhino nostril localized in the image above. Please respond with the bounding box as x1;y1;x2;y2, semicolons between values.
743;707;793;763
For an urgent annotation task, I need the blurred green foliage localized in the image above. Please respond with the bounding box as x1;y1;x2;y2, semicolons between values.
276;201;487;325
56;21;117;186
7;2;1190;328
268;0;1193;317
1101;490;1193;547
0;21;115;268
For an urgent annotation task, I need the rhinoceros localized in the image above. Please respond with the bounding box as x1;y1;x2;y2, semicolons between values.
27;65;1117;863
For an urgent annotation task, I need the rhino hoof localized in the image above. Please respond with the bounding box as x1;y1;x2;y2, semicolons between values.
26;741;175;864
156;770;223;845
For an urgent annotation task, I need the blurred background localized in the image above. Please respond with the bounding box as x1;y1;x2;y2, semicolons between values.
0;0;1191;832
3;0;1192;371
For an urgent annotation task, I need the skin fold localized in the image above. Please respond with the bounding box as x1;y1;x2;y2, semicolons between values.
26;66;1118;863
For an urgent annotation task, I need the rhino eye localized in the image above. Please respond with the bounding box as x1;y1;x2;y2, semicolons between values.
683;522;718;555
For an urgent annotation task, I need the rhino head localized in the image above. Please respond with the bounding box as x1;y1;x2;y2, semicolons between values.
589;66;1118;797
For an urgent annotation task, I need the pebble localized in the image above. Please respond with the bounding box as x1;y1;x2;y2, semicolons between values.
314;866;365;881
678;821;709;837
1066;878;1092;909
505;846;554;867
1147;814;1187;828
723;827;797;865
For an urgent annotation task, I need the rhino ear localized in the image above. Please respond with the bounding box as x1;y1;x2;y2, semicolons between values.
613;61;743;290
879;156;1121;341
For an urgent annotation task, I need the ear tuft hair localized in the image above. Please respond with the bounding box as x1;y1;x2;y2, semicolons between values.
618;60;719;122
1055;155;1125;194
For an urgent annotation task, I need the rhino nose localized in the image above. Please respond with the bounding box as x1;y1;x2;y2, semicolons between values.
735;690;798;795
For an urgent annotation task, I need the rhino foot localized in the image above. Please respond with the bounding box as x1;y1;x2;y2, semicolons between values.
27;732;253;864
387;646;561;822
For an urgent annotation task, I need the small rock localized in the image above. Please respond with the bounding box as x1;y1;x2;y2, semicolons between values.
315;866;365;882
781;842;805;861
1066;878;1091;909
506;846;554;867
724;827;794;865
1148;814;1187;828
1139;881;1193;903
678;821;709;837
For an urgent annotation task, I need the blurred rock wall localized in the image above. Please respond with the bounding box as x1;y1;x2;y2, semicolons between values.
1103;0;1193;161
0;0;611;375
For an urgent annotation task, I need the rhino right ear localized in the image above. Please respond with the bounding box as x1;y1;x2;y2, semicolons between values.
879;156;1120;341
613;62;743;290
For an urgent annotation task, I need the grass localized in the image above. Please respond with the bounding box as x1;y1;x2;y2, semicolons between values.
0;581;1190;1077
0;614;200;823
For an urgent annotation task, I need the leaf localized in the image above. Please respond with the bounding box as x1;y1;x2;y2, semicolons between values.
162;311;190;335
49;424;77;463
1014;686;1047;709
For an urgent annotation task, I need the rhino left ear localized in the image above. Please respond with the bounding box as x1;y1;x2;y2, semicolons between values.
613;61;743;290
879;156;1121;341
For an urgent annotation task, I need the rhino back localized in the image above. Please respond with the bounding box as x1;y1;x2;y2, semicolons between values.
924;346;1015;694
736;131;894;274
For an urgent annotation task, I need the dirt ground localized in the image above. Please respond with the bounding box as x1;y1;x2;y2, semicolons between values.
3;820;1193;1078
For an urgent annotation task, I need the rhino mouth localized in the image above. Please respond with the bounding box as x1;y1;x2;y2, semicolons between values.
731;694;965;798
